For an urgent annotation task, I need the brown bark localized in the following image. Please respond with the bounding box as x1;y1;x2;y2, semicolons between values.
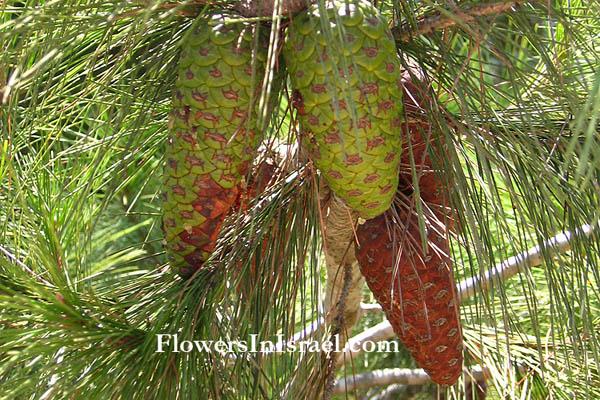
320;193;366;399
322;194;364;342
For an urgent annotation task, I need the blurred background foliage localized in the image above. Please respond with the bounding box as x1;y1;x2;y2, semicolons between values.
1;0;600;399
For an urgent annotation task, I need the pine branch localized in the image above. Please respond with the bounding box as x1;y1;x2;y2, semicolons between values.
273;220;599;369
270;304;379;357
394;1;529;41
364;384;415;400
299;192;365;398
336;319;393;367
322;194;364;338
234;0;527;25
337;219;600;365
457;220;599;301
332;365;488;394
0;245;53;287
360;302;382;314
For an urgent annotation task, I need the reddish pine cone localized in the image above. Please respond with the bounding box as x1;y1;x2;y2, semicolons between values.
355;209;462;385
397;65;450;208
355;67;462;385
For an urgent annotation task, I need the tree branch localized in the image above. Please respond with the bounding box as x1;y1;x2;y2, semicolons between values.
0;245;53;287
394;1;529;41
278;187;366;398
360;302;383;314
333;366;488;394
364;384;416;400
316;192;366;398
337;220;600;365
322;194;364;339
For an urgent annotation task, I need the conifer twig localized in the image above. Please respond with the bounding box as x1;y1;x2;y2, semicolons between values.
333;365;489;394
322;259;353;400
394;1;529;41
0;245;53;287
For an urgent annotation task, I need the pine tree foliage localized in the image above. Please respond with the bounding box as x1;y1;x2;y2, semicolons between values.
1;0;599;399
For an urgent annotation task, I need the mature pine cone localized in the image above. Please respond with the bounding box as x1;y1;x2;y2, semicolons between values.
355;68;463;385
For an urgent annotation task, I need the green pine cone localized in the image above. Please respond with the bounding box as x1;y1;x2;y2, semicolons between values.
163;12;270;278
283;0;403;218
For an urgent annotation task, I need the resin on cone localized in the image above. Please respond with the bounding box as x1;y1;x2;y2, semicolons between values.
283;0;404;218
162;13;269;278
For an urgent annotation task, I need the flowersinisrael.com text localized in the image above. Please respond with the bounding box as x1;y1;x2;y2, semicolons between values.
156;334;399;354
